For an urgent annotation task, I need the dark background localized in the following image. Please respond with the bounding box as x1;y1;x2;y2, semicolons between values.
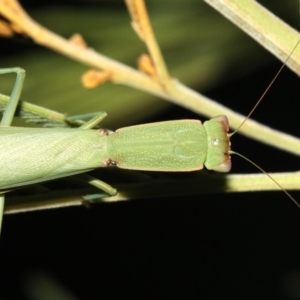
1;1;300;299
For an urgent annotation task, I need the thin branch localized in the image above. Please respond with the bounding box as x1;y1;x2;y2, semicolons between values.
126;0;170;82
204;0;300;75
5;171;300;214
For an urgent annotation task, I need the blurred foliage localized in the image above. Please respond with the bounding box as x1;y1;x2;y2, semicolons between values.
0;0;298;128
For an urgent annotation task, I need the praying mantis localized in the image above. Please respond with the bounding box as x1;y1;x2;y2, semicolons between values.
0;0;298;244
0;38;299;234
0;67;231;228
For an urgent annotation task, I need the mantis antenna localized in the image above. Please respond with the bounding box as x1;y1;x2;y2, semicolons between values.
228;40;300;208
230;40;300;136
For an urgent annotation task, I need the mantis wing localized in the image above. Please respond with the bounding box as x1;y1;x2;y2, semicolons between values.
0;127;107;190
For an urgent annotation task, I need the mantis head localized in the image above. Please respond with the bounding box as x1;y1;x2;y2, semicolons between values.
203;115;231;172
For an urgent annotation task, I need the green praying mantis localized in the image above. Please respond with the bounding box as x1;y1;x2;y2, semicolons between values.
0;68;230;206
0;42;299;234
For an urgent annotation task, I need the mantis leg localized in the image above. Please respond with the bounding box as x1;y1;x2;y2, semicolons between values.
75;112;108;129
76;173;117;197
73;112;117;196
0;68;26;126
0;67;26;234
67;111;117;196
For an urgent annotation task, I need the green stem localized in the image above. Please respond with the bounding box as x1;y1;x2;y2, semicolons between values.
4;171;300;214
204;0;300;75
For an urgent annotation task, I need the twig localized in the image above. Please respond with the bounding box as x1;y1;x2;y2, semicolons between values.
204;0;300;75
5;171;300;213
126;0;170;82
